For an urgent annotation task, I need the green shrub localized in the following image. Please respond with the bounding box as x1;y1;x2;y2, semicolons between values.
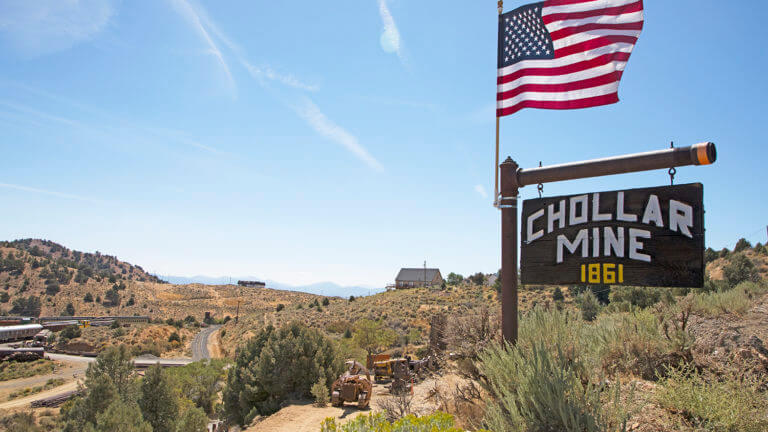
479;341;625;432
704;247;718;263
83;293;94;303
62;302;75;316
320;412;467;432
733;238;752;252
656;363;768;432
692;287;753;316
578;290;601;321
45;282;60;296
322;297;330;306
10;295;41;317
60;325;81;341
552;286;564;302
608;286;661;310
722;253;759;287
222;322;343;426
275;303;284;312
174;406;207;432
168;332;181;343
311;378;329;407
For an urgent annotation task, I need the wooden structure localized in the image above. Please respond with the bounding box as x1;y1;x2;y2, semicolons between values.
520;184;705;287
395;268;443;289
237;280;266;288
499;142;716;345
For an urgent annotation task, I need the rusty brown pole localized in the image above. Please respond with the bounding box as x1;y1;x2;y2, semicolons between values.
500;157;519;345
516;142;716;187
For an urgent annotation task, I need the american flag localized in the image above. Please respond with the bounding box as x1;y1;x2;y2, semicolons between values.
497;0;644;117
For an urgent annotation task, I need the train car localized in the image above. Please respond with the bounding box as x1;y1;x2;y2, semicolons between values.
41;321;79;332
0;317;35;326
38;316;150;324
0;324;44;342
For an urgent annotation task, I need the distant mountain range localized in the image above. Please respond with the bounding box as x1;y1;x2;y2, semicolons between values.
158;275;385;298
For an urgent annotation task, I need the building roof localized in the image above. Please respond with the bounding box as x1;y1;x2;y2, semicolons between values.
396;268;441;282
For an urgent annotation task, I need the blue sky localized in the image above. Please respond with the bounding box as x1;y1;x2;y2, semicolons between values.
0;0;766;287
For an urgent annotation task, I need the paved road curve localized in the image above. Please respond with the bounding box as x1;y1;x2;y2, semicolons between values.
191;325;221;361
0;327;217;410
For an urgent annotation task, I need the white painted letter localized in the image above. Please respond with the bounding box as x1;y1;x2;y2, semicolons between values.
617;191;637;222
604;227;625;258
569;195;588;225
642;194;664;227
629;228;651;263
670;200;693;238
556;229;588;264
592;227;600;257
592;193;612;221
527;208;545;243
547;200;566;233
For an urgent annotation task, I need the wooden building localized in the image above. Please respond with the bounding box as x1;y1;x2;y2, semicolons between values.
395;268;443;289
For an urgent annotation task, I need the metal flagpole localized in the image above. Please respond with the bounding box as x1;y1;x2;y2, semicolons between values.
494;1;503;206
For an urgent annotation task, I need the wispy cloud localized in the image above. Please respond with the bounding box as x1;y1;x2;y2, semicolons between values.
242;62;319;92
474;184;488;199
0;100;79;127
168;0;236;95
295;98;384;172
170;2;379;171
168;0;318;94
0;0;116;57
378;0;403;60
0;91;223;155
0;183;102;204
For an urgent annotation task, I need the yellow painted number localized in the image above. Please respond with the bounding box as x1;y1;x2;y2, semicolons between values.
580;264;624;284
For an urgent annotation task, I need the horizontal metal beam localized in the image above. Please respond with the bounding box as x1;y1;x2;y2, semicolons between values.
512;142;716;188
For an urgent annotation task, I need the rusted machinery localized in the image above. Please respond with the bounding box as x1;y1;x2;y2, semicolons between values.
331;360;372;409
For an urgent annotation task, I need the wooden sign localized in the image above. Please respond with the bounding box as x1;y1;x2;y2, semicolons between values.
520;183;704;287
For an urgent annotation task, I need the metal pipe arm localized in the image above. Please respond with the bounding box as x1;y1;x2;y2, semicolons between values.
513;142;716;188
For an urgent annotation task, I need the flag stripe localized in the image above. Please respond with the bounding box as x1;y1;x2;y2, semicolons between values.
497;70;622;101
549;21;644;41
497;81;619;109
497;93;619;116
555;35;638;58
543;1;643;25
543;0;638;15
547;10;645;33
497;61;626;91
498;46;632;80
553;29;641;51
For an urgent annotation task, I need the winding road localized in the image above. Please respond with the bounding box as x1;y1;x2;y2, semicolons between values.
0;326;220;410
191;324;221;361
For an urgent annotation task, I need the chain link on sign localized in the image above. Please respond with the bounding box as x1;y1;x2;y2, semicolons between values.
668;141;676;185
537;161;544;198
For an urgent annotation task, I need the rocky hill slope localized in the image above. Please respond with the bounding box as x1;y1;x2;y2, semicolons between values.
0;239;321;320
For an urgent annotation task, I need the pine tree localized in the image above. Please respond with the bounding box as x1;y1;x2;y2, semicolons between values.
174;406;207;432
95;399;152;432
138;365;179;432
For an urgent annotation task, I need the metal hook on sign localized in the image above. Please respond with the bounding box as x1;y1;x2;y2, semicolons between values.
537;161;544;198
668;141;676;185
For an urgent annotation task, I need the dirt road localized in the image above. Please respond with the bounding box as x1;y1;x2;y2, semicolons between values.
0;380;80;410
245;402;368;432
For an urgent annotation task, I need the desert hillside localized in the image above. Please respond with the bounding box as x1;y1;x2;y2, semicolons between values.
0;239;323;320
